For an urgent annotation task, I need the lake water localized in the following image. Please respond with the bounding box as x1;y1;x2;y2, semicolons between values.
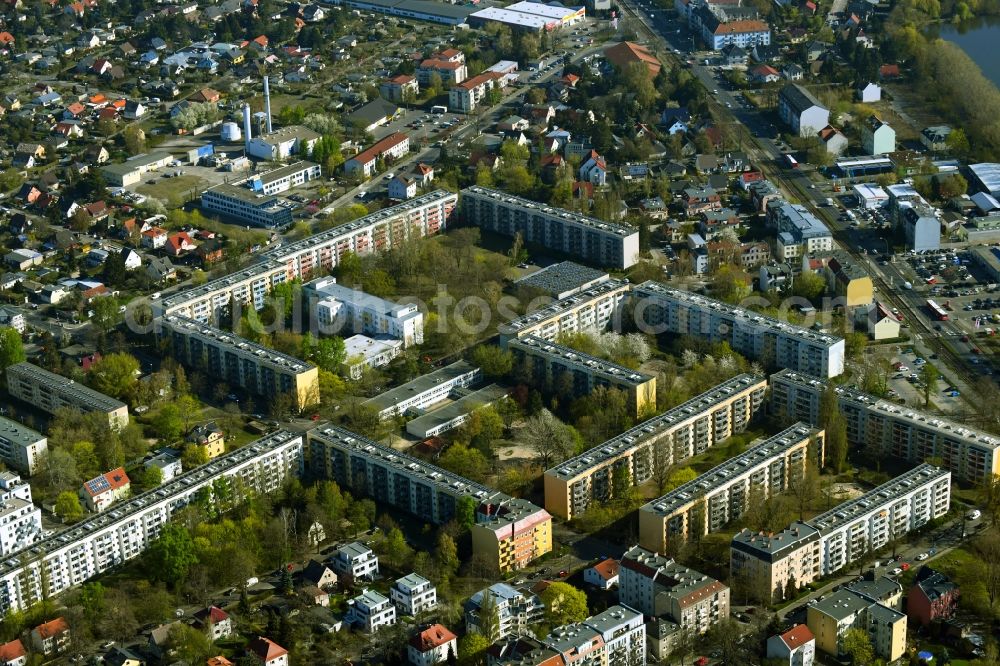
931;18;1000;88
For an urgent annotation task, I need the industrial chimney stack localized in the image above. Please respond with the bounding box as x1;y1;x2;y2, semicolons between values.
242;103;252;152
263;76;273;134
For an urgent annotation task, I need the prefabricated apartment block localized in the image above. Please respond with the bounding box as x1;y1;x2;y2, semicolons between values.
6;362;129;429
731;464;950;603
0;431;303;613
507;336;657;419
544;374;767;520
306;425;551;573
770;369;1000;484
460;186;640;269
638;423;825;553
630;281;845;378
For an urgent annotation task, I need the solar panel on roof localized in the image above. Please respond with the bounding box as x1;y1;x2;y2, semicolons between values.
86;476;111;495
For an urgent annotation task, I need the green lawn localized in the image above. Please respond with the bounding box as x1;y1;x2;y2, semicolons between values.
136;174;205;207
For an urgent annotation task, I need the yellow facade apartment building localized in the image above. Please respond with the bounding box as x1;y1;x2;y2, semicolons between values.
544;374;767;520
639;423;824;554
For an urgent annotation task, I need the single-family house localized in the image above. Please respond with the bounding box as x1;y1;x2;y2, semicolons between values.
193;607;233;641
584;558;620;589
245;637;288;666
80;467;130;512
30;618;70;656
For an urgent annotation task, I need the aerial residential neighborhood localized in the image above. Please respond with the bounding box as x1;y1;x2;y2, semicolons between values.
0;0;996;662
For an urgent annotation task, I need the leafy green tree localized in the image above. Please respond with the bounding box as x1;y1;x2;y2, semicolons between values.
826;410;849;473
80;581;106;614
154;404;184;443
792;271;826;303
168;622;212;664
438;443;489;483
0;168;24;193
471;345;513;378
304;336;347;373
457;496;477;530
458;633;491;666
539;582;589;626
182;443;209;470
86;352;140;399
0;327;25;375
147;523;199;588
842;627;874;665
434;532;460;580
920;362;940;407
55;491;84;523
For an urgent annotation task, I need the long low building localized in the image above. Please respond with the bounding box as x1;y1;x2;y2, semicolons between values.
307;425;551;573
0;431;304;614
6;362;129;429
467;3;584;33
461;186;640;269
638;423;825;553
507;336;656;418
498;277;630;344
157;315;319;412
363;360;481;420
630;281;845;378
405;384;509;439
544;374;767;520
0;417;48;476
201;183;295;229
770;369;1000;484
324;0;479;26
731;464;950;604
159;190;456;322
101;152;174;187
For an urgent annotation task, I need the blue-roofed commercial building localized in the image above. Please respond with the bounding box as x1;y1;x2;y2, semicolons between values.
969;163;1000;198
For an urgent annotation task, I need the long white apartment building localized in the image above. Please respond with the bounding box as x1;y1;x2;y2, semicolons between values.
6;362;129;429
631;281;846;378
731;464;951;601
157;259;290;322
0;417;47;476
498;277;630;345
306;278;423;347
543;374;767;520
306;425;552;573
460;186;640;269
0;431;303;614
157;315;319;412
0;473;42;557
639;423;825;553
362;360;481;420
770;369;1000;484
158;190;457;322
262;189;456;278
